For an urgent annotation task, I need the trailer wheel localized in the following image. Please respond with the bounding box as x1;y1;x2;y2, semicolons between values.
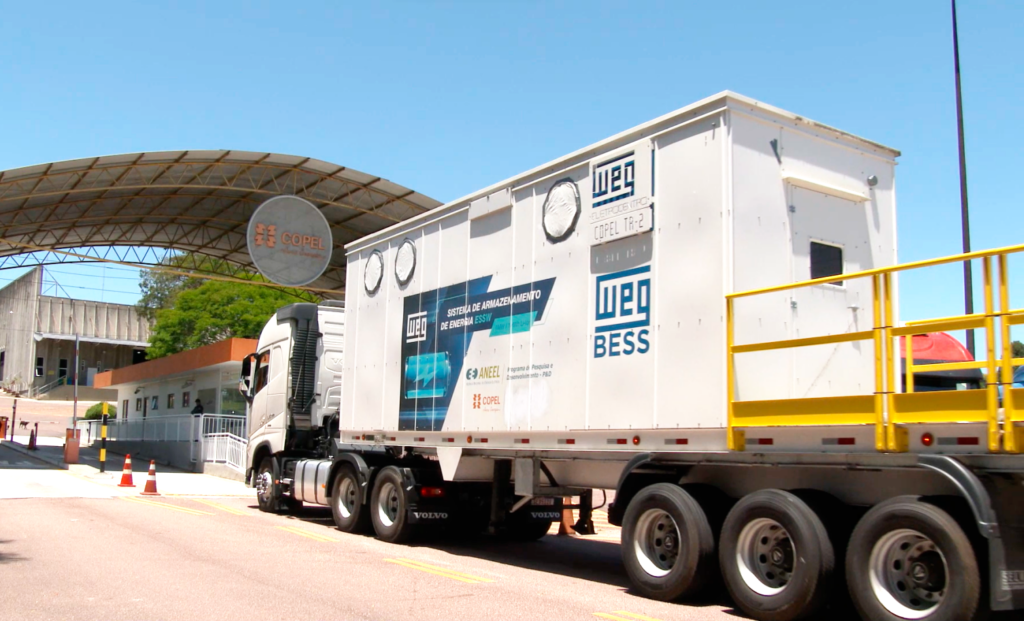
370;466;415;543
719;489;834;621
846;496;979;621
621;483;715;601
331;465;369;533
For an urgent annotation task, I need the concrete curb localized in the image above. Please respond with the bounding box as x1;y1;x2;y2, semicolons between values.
0;440;69;470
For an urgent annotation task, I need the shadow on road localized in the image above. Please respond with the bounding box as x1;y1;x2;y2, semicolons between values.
0;540;26;564
278;504;734;607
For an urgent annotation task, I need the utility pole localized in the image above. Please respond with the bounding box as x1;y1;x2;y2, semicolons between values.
952;0;974;356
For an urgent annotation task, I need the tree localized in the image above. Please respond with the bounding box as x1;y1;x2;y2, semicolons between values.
146;280;303;358
136;255;222;321
84;402;117;420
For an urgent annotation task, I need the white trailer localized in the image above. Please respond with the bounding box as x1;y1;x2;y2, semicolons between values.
242;92;1024;621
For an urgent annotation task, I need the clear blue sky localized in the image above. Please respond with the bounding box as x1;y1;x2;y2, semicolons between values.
1;0;1022;341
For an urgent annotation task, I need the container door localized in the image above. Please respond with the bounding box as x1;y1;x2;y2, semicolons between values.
788;186;875;398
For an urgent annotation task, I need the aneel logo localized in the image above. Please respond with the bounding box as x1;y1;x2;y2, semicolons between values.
406;311;428;343
592;151;635;208
465;366;500;381
594;265;651;358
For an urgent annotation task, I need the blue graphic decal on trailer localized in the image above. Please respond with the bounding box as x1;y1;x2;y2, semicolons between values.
399;276;556;431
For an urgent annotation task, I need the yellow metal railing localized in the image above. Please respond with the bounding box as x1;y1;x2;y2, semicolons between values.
726;243;1024;453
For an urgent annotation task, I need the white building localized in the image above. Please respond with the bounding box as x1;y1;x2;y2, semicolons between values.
94;338;256;419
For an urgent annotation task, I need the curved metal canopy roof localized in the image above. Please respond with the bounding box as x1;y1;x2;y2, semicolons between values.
0;150;443;296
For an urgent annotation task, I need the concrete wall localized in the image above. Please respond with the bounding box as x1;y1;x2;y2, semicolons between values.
0;267;151;395
103;439;245;481
104;439;200;473
37;295;150;342
0;267;41;394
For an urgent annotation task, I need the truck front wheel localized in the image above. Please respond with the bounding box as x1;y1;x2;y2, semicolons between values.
255;457;278;513
621;483;716;601
846;496;979;621
331;465;369;533
370;466;416;543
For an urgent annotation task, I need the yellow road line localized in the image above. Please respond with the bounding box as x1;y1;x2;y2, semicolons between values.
392;558;495;582
593;613;662;621
119;496;212;516
384;558;493;584
191;498;248;515
275;526;338;542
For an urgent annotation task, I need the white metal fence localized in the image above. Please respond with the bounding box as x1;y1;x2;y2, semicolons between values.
201;433;247;471
83;413;247;472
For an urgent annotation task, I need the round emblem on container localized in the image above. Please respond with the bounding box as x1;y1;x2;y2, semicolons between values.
364;250;384;294
246;195;333;287
395;238;416;285
542;179;580;243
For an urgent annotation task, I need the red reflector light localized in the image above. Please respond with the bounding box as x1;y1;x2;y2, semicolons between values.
564;439;575;445
419;487;445;498
675;438;689;445
957;437;979;445
921;432;935;447
478;438;488;443
615;438;628;445
632;435;641;446
837;437;856;446
757;438;774;445
413;437;425;442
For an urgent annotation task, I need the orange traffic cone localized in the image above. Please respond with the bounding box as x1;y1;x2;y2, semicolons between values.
118;454;135;487
141;460;160;496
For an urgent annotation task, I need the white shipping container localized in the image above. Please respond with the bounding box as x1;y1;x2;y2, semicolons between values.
342;92;899;451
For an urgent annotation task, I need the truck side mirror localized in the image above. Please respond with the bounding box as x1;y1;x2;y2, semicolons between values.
239;353;256;404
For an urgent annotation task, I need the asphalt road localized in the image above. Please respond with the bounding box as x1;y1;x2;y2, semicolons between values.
0;446;741;621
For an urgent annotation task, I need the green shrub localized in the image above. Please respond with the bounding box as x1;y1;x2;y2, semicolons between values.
84;402;117;420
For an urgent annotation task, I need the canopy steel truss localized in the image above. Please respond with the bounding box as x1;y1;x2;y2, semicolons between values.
0;151;443;298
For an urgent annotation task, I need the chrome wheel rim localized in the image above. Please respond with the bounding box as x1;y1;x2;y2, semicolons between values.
377;481;400;528
255;470;273;505
736;518;794;596
337;476;357;520
633;508;681;578
869;528;947;619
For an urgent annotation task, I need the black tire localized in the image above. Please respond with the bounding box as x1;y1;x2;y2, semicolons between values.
255;457;279;513
846;496;980;621
502;520;553;541
370;466;416;543
621;483;716;601
719;489;835;621
331;465;370;533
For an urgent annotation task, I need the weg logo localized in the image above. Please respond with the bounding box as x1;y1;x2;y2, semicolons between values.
254;223;276;248
594;265;651;358
592;152;635;208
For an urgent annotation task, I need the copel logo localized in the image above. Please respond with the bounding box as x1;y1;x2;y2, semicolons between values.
406;311;428;343
472;394;500;409
594;265;651;358
254;223;276;247
253;222;326;250
592;151;635;208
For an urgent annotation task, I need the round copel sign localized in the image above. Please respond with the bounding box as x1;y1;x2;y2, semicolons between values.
247;195;333;287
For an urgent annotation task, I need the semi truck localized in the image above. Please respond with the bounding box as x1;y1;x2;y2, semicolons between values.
241;92;1024;621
